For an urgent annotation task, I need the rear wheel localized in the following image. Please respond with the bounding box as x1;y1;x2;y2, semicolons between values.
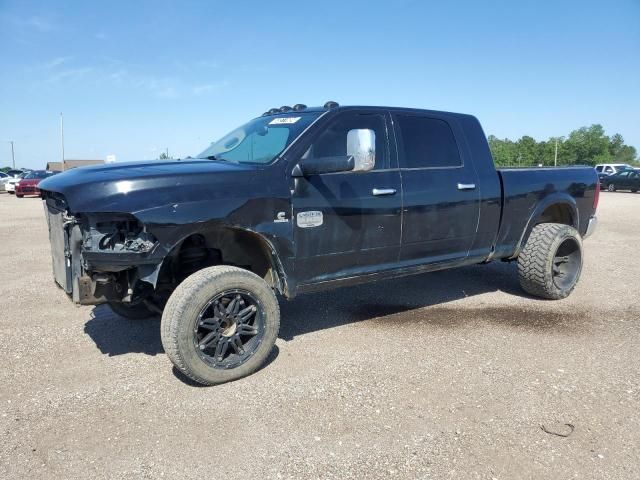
108;301;156;319
16;194;24;198
161;266;280;386
607;184;616;192
518;223;583;300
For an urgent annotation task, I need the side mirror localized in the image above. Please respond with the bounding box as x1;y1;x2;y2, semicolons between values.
347;129;375;172
292;155;355;177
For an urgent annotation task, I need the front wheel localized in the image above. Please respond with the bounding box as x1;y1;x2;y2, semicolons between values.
16;194;24;198
518;223;583;300
161;266;280;386
607;184;616;192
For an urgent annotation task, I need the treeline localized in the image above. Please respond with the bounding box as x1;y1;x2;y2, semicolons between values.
488;124;638;168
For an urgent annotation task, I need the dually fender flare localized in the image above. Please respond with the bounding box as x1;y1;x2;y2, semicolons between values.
510;193;579;259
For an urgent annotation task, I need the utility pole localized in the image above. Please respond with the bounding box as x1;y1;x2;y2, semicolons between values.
554;138;558;167
60;112;65;171
9;141;15;168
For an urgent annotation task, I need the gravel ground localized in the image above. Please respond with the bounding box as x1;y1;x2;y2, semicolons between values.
0;191;638;479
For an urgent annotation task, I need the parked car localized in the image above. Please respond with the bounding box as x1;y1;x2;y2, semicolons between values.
595;163;632;176
4;171;30;194
0;169;27;193
596;164;634;186
39;103;599;386
15;170;57;198
601;168;640;192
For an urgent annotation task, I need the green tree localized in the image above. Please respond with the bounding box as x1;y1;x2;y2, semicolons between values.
158;152;173;160
488;125;638;167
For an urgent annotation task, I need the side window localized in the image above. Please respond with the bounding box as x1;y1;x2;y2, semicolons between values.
619;171;630;177
302;113;388;170
605;167;613;174
595;166;603;173
396;115;462;168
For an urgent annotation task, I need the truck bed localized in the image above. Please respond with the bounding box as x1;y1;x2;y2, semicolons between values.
492;166;598;259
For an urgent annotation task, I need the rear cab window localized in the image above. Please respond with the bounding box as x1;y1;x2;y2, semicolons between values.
395;115;462;169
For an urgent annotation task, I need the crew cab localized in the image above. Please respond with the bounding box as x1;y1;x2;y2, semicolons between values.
39;103;599;385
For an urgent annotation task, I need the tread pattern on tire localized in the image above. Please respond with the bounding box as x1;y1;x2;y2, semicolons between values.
161;265;280;386
517;222;581;300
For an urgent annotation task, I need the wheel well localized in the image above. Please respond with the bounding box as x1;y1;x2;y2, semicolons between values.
157;228;282;293
535;203;575;227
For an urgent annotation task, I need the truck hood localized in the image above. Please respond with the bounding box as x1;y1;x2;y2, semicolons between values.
39;159;260;214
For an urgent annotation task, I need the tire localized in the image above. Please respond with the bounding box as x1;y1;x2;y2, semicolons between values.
161;266;280;386
607;184;616;192
518;223;583;300
16;194;24;198
108;301;156;319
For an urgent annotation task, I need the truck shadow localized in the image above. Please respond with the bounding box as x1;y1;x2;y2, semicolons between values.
278;262;552;340
84;305;164;356
83;262;531;357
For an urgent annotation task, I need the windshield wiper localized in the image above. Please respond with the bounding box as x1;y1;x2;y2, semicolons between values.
201;155;238;164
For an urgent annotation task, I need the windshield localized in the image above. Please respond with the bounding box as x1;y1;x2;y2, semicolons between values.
197;112;321;164
25;171;50;179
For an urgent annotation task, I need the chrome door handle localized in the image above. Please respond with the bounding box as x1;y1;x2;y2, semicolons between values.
372;188;397;196
457;183;476;190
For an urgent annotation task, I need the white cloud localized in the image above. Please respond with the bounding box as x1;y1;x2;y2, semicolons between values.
8;15;57;32
41;56;72;70
195;60;218;69
47;67;93;83
192;81;229;96
29;56;229;99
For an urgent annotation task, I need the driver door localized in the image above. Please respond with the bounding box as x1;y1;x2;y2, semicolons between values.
290;111;402;285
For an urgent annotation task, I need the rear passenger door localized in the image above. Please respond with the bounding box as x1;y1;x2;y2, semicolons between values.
393;112;480;264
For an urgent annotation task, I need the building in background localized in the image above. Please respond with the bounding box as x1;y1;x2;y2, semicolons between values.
46;159;104;171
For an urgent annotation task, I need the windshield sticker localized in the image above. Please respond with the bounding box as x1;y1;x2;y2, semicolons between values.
269;117;301;125
297;211;323;228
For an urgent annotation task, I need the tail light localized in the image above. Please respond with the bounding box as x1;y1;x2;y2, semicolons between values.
593;181;600;210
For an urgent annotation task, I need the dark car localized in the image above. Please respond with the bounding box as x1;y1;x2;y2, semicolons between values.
15;170;57;198
39;102;599;385
601;169;640;192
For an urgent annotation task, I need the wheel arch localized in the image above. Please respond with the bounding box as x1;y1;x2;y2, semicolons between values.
512;194;579;259
148;225;290;297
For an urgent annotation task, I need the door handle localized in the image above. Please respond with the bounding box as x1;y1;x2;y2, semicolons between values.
457;183;476;190
372;188;397;196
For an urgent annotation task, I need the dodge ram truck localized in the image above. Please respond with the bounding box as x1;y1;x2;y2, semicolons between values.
39;102;599;385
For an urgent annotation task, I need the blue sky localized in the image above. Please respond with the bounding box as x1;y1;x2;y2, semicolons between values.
1;0;639;169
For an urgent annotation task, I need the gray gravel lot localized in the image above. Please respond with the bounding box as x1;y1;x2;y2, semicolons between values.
1;191;638;479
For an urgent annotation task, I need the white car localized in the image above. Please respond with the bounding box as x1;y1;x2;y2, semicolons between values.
4;171;29;194
595;163;632;176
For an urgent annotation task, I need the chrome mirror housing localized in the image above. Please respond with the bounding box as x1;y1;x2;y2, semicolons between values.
347;129;375;172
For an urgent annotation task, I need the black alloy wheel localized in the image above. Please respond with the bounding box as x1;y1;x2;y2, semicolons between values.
194;289;264;369
551;237;582;291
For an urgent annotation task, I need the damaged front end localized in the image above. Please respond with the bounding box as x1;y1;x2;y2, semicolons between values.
43;192;163;306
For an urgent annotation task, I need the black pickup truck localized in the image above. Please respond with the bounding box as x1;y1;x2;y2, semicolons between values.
40;102;599;385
